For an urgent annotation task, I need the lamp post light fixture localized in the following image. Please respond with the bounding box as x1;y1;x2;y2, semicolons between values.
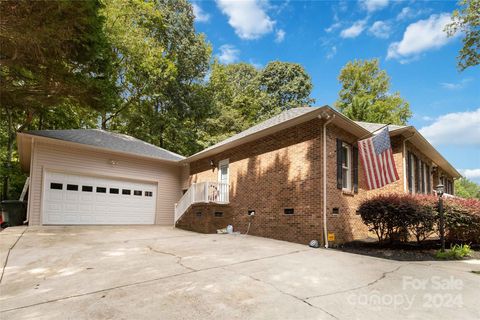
436;183;445;252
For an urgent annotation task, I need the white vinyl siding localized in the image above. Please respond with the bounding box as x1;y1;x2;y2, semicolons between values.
29;140;182;225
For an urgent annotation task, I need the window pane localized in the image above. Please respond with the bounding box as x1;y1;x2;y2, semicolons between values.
342;169;348;188
50;183;63;190
342;146;348;166
67;184;78;191
134;190;142;196
145;191;153;197
110;188;119;194
96;187;107;193
82;186;93;192
122;189;131;195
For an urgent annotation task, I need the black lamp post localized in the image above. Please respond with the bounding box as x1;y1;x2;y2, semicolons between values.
436;183;445;252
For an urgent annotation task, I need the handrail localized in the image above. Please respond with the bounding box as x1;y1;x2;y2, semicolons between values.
174;181;229;224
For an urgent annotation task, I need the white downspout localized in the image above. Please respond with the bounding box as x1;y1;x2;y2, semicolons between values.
23;137;34;224
322;114;335;248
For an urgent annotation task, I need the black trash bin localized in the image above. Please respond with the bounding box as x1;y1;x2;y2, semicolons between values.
1;200;27;227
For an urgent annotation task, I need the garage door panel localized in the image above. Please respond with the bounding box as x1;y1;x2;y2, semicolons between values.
43;172;156;225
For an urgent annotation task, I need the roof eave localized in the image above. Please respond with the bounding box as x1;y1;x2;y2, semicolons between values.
17;132;184;166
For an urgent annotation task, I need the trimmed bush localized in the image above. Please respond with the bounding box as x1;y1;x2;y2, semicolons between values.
358;194;480;245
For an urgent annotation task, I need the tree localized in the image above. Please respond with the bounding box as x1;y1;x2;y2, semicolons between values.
0;0;113;199
335;59;411;125
445;0;480;71
200;60;315;147
455;177;480;199
100;0;212;155
259;61;314;115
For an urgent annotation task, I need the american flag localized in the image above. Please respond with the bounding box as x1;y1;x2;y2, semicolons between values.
358;127;399;190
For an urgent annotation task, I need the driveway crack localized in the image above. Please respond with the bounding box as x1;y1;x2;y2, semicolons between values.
1;227;27;284
146;246;196;271
223;268;339;319
305;264;406;300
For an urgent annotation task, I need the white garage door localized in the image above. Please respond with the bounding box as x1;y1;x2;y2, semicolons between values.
43;172;156;225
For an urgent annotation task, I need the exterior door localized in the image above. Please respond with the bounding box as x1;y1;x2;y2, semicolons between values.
217;159;229;202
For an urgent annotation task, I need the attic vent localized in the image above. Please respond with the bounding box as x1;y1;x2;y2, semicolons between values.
332;208;339;215
284;208;294;215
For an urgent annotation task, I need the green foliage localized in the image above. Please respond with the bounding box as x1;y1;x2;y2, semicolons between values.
0;0;115;116
335;59;411;125
445;0;480;71
259;61;314;114
101;0;212;155
455;177;480;199
200;60;314;146
435;244;472;260
359;194;480;245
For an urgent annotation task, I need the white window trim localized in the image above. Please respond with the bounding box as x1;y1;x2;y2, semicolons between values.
218;159;229;185
342;142;352;191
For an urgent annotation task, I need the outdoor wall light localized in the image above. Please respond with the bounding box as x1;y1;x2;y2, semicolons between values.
435;183;444;197
210;160;215;168
109;160;118;165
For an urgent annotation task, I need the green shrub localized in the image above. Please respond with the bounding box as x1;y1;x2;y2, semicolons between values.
435;244;472;260
358;194;420;243
358;194;480;245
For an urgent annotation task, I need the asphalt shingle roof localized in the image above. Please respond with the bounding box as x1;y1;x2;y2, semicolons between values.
354;121;406;133
26;129;185;162
191;107;319;158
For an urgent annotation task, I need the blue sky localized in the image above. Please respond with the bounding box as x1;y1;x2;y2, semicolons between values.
191;0;480;183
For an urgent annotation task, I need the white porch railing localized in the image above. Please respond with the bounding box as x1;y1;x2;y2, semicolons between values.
174;182;229;224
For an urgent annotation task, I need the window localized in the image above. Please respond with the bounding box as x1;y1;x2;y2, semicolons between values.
423;163;429;194
134;190;142;196
50;183;63;190
82;186;93;192
110;188;119;194
145;191;153;197
122;189;131;195
332;208;339;215
96;187;107;193
67;184;78;191
409;153;416;194
214;211;223;217
341;143;351;190
284;208;294;215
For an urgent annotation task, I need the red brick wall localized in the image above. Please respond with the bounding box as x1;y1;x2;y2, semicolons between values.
186;119;447;245
176;203;232;233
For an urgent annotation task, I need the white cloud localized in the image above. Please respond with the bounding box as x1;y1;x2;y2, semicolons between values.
459;169;480;180
326;46;337;59
217;45;240;64
340;20;367;38
440;78;473;90
361;0;389;13
216;0;275;40
325;22;341;33
192;3;210;23
396;7;430;21
368;21;391;39
275;29;286;43
387;13;455;61
419;108;480;146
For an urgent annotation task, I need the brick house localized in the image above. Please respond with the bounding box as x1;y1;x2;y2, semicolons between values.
176;106;460;246
17;105;460;246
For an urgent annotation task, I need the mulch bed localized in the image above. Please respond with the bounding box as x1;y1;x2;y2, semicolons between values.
336;240;480;261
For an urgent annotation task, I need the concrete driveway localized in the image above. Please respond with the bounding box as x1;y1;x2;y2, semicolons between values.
1;226;480;320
